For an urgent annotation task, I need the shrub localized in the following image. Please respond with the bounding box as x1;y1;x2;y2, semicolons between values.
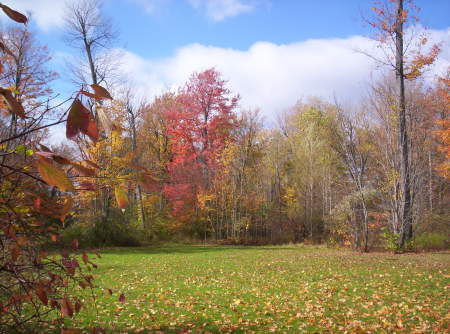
415;233;448;251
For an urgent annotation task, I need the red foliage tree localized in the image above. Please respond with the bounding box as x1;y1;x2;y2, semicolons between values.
163;68;239;220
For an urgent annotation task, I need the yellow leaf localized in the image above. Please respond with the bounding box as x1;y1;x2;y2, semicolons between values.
115;186;128;209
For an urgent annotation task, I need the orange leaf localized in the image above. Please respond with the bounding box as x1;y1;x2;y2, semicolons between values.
0;4;27;23
115;186;128;209
91;84;113;100
37;156;75;192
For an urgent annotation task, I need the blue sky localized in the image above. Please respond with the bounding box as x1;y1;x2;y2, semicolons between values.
14;0;450;58
5;0;450;131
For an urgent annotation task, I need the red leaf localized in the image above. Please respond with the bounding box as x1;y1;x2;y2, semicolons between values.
71;239;79;250
50;234;58;242
66;99;90;140
119;293;125;303
34;197;41;210
84;118;99;142
91;84;113;100
0;4;27;23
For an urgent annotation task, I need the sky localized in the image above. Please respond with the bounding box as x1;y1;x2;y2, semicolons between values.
3;0;450;140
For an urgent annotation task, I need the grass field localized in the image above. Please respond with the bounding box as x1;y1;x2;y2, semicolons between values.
68;245;449;333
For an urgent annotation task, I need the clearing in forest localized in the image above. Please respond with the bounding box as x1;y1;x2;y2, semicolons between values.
68;245;450;333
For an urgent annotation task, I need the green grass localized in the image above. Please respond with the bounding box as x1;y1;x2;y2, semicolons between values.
68;245;449;333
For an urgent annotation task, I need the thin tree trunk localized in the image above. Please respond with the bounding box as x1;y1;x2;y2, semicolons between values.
396;0;413;248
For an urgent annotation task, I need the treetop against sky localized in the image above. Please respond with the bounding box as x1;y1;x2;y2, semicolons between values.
5;0;450;126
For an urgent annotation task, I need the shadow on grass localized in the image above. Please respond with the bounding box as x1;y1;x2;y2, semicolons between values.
97;245;305;256
80;320;254;334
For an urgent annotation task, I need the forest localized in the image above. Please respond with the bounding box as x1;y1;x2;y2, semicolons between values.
0;0;449;333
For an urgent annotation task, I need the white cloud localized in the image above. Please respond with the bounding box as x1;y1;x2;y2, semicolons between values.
187;0;254;21
5;0;79;31
128;0;168;14
117;27;449;122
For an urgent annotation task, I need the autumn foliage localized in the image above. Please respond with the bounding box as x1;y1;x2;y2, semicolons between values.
0;1;449;333
163;69;238;220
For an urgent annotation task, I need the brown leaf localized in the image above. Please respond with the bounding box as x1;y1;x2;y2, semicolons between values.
35;151;72;165
91;327;107;334
115;186;128;209
71;239;79;251
61;297;74;317
80;90;99;99
72;163;96;177
35;285;48;306
61;196;73;222
0;41;13;56
79;181;96;191
82;253;89;265
66;99;90;140
84;160;100;169
39;144;52;152
37;156;75;192
11;246;20;262
74;299;82;313
0;87;26;118
61;328;81;334
0;4;27;23
119;293;125;303
91;84;113;100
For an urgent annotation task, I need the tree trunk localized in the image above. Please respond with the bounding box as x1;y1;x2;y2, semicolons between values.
395;0;413;248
